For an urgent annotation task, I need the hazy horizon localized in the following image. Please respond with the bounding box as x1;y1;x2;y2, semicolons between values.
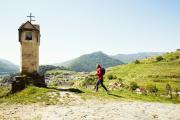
0;50;167;65
0;0;179;65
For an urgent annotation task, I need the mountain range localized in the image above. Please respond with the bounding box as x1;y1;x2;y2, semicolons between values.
57;51;164;72
112;52;164;63
58;51;123;72
0;51;164;73
0;59;19;73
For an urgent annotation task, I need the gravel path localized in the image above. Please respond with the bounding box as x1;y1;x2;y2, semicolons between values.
0;100;180;120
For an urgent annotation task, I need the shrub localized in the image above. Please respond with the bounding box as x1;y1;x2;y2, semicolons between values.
176;56;179;59
117;78;123;83
0;86;10;97
134;60;140;64
146;84;158;95
129;81;139;91
166;83;172;99
55;72;59;76
169;57;175;61
153;79;164;82
107;74;117;80
156;56;164;62
175;88;180;98
82;76;96;87
113;75;117;79
123;84;129;89
107;74;113;80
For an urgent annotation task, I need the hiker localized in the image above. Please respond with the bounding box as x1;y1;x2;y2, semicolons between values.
95;64;109;94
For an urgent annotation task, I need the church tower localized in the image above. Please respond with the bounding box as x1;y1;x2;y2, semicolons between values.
18;14;40;75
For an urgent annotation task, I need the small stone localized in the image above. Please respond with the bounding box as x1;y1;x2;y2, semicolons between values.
152;114;158;118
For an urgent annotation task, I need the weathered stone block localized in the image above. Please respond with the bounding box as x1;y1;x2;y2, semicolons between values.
11;76;27;93
11;74;46;93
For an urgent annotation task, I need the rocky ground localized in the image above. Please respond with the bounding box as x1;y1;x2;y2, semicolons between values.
0;91;180;120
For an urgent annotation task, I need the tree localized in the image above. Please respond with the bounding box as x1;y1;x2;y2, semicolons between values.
156;56;164;62
134;60;140;64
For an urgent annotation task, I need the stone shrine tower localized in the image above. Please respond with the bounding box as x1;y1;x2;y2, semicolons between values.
18;21;40;75
11;13;46;93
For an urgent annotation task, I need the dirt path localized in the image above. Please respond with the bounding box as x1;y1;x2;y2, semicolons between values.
0;91;180;120
0;101;180;120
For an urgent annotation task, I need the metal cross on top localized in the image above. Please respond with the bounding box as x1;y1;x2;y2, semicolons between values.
27;13;35;23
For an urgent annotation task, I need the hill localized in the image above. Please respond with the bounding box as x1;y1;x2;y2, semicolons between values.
0;59;18;73
38;65;69;75
112;52;164;63
107;50;180;92
58;51;123;72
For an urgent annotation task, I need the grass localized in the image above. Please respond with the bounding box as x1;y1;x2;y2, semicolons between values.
106;51;180;93
0;86;11;98
0;84;179;105
0;86;61;105
74;86;180;104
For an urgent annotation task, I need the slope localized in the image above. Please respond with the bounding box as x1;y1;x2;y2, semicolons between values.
107;50;180;92
59;51;124;72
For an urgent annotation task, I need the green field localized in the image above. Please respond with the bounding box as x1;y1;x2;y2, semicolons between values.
106;50;180;92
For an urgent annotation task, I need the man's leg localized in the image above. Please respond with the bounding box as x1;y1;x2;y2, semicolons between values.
100;80;108;92
95;80;100;92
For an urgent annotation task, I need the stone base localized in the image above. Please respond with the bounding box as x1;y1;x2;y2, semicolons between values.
11;74;46;93
11;76;27;93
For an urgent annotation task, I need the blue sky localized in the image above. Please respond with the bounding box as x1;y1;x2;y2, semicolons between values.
0;0;180;65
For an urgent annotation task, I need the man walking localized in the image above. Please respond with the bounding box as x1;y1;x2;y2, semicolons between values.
95;64;109;94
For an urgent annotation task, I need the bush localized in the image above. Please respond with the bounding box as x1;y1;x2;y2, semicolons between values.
146;84;158;95
113;75;117;79
107;74;113;80
156;56;164;62
166;83;172;99
129;81;139;91
55;72;60;76
134;60;140;64
169;57;175;61
175;87;180;98
117;78;123;83
107;74;117;80
0;86;10;97
82;76;96;87
176;56;179;59
153;79;165;82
